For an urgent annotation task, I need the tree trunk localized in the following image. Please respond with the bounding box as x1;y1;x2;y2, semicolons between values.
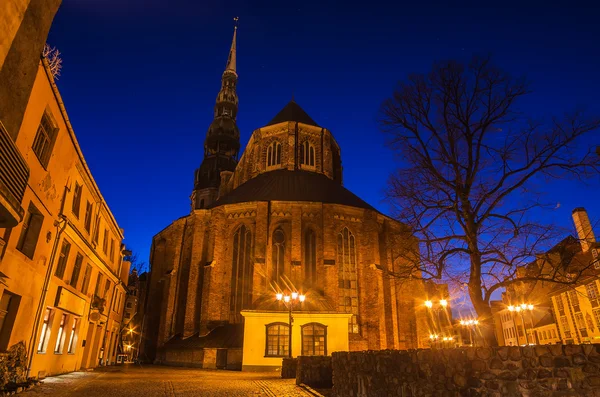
469;287;498;347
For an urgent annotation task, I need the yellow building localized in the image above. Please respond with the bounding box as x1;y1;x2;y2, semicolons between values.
0;46;129;376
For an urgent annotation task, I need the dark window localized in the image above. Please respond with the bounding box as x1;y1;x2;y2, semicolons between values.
337;227;359;333
84;201;92;233
302;323;327;356
70;253;83;287
55;240;71;279
126;302;132;308
265;323;289;357
32;111;58;168
93;217;100;245
81;265;92;295
300;141;315;167
0;291;20;351
272;228;285;283
94;273;104;297
304;229;317;286
72;183;82;218
199;199;205;209
267;141;282;167
102;229;108;254
568;290;581;313
104;280;111;299
230;225;253;322
16;203;44;259
556;295;565;316
109;239;115;263
586;282;600;308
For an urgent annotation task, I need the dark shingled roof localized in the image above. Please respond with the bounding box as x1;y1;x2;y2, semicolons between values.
265;100;320;127
210;170;376;211
164;324;243;349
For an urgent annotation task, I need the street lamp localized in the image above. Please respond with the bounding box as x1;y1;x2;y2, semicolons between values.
459;319;479;346
508;304;534;345
276;291;306;358
424;299;449;335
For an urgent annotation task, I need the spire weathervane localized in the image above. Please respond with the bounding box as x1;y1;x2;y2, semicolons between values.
234;16;239;29
225;18;238;74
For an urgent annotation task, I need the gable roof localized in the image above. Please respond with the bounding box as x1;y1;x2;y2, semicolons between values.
265;100;320;127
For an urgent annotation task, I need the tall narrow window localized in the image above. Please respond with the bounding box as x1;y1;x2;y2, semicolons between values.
0;291;19;351
32;111;58;167
272;228;286;283
37;308;53;352
54;313;67;353
301;323;327;356
94;273;104;297
81;265;92;295
300;141;315;167
230;225;253;322
568;290;581;312
70;253;83;288
304;229;317;286
72;183;82;218
561;316;572;338
266;141;282;167
67;318;78;354
109;239;115;263
265;323;289;357
16;203;44;259
84;201;92;233
586;282;600;308
337;227;359;333
104;279;111;299
102;229;109;254
556;295;565;316
55;240;71;279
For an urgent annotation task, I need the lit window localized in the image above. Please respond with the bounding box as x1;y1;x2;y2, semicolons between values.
302;323;327;356
67;318;78;354
299;141;315;167
266;141;282;168
37;309;53;353
54;313;67;353
337;227;359;333
265;323;289;357
32;111;58;167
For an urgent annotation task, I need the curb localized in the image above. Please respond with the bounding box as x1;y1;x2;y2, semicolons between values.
299;383;325;397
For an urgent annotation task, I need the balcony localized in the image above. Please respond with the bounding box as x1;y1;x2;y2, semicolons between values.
0;121;29;228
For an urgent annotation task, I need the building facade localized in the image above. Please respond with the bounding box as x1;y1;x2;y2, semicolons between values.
144;27;430;370
0;8;129;376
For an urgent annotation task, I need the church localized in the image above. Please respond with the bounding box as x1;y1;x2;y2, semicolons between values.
142;26;430;370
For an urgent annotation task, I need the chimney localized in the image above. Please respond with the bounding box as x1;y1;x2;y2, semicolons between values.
572;208;596;252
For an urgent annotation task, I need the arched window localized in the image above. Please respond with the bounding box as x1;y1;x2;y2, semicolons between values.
265;323;289;357
299;141;315;167
267;141;282;168
271;228;286;282
304;229;316;286
230;225;253;322
337;227;359;333
302;323;327;356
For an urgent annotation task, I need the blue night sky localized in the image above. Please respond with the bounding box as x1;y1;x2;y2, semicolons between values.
47;1;599;273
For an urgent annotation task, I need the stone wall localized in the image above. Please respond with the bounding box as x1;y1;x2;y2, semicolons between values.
281;358;297;379
332;345;600;397
296;356;332;389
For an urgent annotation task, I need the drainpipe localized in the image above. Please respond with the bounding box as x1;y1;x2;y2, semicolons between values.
26;181;69;377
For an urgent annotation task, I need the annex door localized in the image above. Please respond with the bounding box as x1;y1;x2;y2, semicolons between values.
216;349;227;369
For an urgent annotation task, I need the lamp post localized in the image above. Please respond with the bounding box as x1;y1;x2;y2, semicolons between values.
508;304;534;345
459;319;479;347
425;299;448;335
276;291;306;358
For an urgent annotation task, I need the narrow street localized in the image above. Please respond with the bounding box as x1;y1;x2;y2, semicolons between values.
23;365;314;397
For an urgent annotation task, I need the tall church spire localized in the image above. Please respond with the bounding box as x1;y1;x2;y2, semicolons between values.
191;20;241;210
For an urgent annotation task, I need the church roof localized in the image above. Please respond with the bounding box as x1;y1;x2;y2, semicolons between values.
209;169;376;211
265;100;320;127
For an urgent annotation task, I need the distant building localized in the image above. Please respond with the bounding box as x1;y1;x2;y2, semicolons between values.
143;26;430;371
0;0;129;377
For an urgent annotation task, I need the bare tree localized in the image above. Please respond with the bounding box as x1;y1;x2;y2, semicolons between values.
42;43;62;79
379;56;600;346
125;251;147;274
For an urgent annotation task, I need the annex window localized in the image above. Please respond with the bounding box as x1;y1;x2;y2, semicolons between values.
54;313;67;353
16;203;44;259
70;253;83;288
337;227;359;333
32;110;58;168
302;323;327;356
230;225;253;322
265;323;289;357
84;201;92;233
67;318;78;354
37;308;53;353
266;141;282;168
55;240;71;279
72;183;82;218
568;290;581;313
561;316;571;339
594;309;600;329
304;229;317;286
81;264;92;295
0;291;20;351
556;295;565;316
586;282;600;308
299;141;315;167
271;228;286;283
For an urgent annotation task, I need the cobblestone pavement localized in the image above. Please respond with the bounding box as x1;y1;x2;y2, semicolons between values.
23;365;315;397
